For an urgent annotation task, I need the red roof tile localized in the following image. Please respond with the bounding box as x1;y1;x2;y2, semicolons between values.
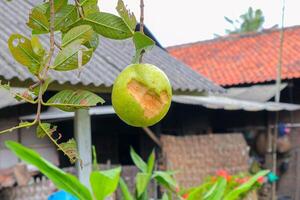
168;26;300;86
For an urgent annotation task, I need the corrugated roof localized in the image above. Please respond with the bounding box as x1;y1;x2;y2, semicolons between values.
0;88;26;109
0;0;223;94
222;83;288;102
168;26;300;86
173;95;300;112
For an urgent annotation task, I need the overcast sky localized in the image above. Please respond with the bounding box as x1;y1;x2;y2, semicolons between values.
100;0;300;47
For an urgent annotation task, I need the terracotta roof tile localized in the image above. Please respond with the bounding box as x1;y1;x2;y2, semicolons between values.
168;26;300;86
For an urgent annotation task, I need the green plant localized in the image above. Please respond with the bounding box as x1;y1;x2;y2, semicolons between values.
6;140;121;200
224;7;265;34
6;140;269;200
119;147;179;200
176;170;269;200
1;0;169;163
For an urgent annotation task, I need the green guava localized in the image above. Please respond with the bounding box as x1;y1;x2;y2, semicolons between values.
112;63;172;127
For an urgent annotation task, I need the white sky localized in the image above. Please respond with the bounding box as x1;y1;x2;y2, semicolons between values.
100;0;300;47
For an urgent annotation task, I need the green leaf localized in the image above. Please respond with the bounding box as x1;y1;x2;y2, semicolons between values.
27;7;50;34
84;12;133;39
223;170;269;200
186;183;211;200
136;172;151;198
147;150;155;173
53;40;93;71
5;141;92;200
130;147;147;173
46;90;105;112
62;25;94;47
119;178;134;200
132;32;155;63
152;171;178;191
79;0;99;16
31;35;45;57
204;178;226;200
92;145;99;171
55;5;79;31
90;167;121;200
116;0;137;31
162;193;170;200
8;34;42;75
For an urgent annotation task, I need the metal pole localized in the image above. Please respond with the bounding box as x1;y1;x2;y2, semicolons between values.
272;0;286;199
74;109;92;188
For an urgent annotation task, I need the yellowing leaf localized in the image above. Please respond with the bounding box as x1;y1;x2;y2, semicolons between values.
31;35;45;57
8;34;42;75
27;7;50;34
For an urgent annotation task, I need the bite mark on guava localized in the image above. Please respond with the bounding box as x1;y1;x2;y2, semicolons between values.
127;79;169;119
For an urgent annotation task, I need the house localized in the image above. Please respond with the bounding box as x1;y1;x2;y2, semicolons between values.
168;26;300;199
0;0;229;198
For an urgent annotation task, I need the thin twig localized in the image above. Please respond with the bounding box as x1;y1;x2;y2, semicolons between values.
139;0;145;63
75;0;84;18
142;127;162;147
140;0;144;34
36;0;55;121
28;82;41;91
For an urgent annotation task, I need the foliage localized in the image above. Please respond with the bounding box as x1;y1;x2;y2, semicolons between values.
6;141;121;200
224;7;265;34
177;169;269;200
6;140;269;200
120;147;180;200
1;0;155;164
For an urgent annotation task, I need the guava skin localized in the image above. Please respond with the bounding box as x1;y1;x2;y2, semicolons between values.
112;63;172;127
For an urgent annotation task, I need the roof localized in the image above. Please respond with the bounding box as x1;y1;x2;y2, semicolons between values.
222;83;287;102
0;88;26;109
161;134;249;187
168;26;300;86
173;95;300;112
0;0;223;94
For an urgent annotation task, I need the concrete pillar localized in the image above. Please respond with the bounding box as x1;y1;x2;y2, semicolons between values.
74;109;92;188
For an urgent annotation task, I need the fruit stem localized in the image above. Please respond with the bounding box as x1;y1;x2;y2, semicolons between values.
139;0;145;63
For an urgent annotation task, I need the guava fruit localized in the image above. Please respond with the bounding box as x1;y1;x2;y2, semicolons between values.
112;63;172;127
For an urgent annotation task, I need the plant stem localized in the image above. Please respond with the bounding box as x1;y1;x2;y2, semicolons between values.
139;0;145;63
36;0;55;121
75;0;84;18
140;0;144;34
